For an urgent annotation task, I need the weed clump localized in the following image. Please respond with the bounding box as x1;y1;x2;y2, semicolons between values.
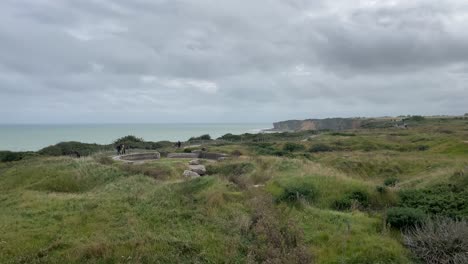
398;185;468;219
332;190;370;210
376;185;387;194
250;143;288;156
206;162;255;188
276;181;318;204
207;162;255;176
283;142;306;152
39;142;110;157
384;177;399;187
0;151;33;162
231;150;242;157
404;217;468;264
386;207;426;229
308;144;334;153
189;134;211;141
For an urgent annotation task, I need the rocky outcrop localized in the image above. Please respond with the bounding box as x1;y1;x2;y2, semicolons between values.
183;170;200;178
189;165;206;175
272;118;362;132
189;159;200;165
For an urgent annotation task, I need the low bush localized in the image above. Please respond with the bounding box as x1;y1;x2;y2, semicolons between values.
113;135;144;145
231;150;242;157
218;133;242;141
205;161;255;188
403;115;425;122
404;217;468;264
251;143;286;157
384;177;399;187
283;142;306;152
189;134;211;141
113;136;172;150
0;151;33;162
398;185;468;219
206;162;255;176
417;145;430;151
39;142;110;157
308;144;334;153
276;181;318;204
386;207;426;229
329;132;356;136
376;185;387;194
332;190;370;210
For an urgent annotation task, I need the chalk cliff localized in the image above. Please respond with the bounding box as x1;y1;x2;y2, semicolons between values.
272;118;362;132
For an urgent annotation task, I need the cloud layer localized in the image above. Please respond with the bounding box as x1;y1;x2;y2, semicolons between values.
1;0;467;123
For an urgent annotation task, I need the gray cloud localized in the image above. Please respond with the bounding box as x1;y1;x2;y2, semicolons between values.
0;0;467;123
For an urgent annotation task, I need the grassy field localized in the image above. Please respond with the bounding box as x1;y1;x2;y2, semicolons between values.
0;117;467;263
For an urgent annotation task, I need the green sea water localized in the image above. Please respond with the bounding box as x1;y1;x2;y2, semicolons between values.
0;123;271;151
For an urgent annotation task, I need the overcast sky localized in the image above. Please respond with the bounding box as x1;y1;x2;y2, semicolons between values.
1;0;467;124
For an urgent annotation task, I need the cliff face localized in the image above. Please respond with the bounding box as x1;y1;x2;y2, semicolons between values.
273;118;362;132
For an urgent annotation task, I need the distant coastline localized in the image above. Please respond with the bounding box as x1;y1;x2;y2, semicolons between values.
0;123;270;152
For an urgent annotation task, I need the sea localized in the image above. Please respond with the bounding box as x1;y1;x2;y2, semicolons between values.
0;123;271;152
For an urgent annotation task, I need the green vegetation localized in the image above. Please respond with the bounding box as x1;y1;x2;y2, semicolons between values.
1;116;467;263
0;151;35;162
189;134;211;141
386;207;426;229
38;141;111;157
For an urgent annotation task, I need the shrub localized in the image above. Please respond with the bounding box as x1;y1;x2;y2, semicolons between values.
329;132;356;136
332;191;370;210
39;142;110;157
183;148;194;153
231;150;242;157
189;134;211;141
386;207;426;229
205;161;255;188
276;181;318;204
398;185;468;219
112;136;170;150
113;135;144;145
404;217;468;264
417;145;430;151
283;142;306;152
0;151;31;162
404;115;425;122
251;143;282;156
376;185;387;194
308;144;333;153
218;133;242;141
384;177;399;187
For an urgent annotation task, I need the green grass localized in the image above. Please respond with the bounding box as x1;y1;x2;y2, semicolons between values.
1;117;467;263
